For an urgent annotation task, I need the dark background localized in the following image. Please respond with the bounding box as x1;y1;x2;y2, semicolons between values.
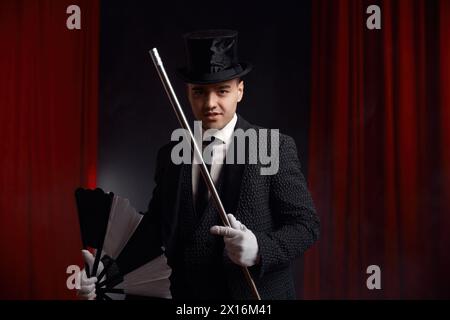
98;0;312;298
2;0;449;300
98;0;312;212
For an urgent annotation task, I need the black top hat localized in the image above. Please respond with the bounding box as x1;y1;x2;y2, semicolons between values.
176;29;252;84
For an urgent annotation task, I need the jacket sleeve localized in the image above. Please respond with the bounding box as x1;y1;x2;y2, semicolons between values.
119;145;168;264
143;145;167;224
140;144;170;245
252;135;320;278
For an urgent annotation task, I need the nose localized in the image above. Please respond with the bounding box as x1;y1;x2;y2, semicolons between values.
205;93;217;110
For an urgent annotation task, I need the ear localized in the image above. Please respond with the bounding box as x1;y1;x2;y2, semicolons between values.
237;80;244;102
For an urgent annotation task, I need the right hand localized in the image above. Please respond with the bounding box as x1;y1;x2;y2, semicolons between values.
77;249;104;300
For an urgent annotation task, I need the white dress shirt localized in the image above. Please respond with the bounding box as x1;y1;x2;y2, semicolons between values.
192;113;238;204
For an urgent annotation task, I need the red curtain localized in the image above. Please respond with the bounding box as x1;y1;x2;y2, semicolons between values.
305;0;450;299
0;0;99;299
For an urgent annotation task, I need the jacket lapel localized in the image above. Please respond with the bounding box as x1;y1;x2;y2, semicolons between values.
173;114;254;231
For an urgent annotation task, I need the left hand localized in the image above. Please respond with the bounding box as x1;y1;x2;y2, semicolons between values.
210;214;260;267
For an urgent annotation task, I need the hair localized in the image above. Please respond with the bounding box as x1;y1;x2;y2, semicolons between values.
185;77;242;88
234;77;243;86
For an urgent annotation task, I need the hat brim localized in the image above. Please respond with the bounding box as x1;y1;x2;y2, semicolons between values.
176;62;252;84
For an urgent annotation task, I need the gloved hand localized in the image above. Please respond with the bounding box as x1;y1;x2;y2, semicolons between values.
77;249;104;300
210;214;260;267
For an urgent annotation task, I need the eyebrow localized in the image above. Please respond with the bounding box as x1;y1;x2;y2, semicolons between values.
191;84;232;91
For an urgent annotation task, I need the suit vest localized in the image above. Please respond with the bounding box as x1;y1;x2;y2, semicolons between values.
169;163;232;299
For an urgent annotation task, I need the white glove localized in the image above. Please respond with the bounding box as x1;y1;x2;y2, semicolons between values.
77;249;104;300
210;214;260;267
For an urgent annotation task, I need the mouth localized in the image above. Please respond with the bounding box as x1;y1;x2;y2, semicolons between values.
203;111;223;120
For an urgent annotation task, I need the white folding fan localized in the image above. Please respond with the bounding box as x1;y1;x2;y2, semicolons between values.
75;188;172;300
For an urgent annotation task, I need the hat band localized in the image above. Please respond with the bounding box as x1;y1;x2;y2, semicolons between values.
192;64;243;81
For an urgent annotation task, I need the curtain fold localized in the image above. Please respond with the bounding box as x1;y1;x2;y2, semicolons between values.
305;0;450;299
0;0;99;299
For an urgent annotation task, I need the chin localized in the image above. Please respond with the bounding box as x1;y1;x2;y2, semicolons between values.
203;121;221;130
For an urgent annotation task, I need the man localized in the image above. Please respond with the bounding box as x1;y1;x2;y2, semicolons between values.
78;29;320;300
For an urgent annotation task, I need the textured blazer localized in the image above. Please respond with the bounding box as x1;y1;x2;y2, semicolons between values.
140;115;320;300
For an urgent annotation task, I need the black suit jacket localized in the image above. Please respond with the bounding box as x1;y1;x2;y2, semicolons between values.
142;115;320;300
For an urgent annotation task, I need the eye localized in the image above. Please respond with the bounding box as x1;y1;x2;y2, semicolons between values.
192;90;203;97
218;90;229;95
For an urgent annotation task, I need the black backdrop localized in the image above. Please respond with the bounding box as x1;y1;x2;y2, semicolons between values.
99;0;312;211
97;1;310;294
98;0;311;297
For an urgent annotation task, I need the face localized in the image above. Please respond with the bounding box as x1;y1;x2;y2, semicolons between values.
187;78;244;129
